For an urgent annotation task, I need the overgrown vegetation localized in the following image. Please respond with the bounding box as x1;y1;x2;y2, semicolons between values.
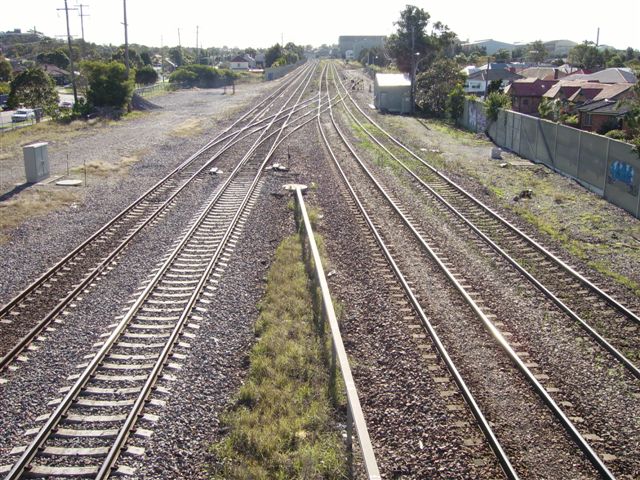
168;64;236;88
81;60;133;111
7;67;59;116
485;91;511;123
211;235;346;479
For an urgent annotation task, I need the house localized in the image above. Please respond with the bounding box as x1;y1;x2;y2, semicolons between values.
463;68;522;96
518;66;568;80
544;81;634;103
374;73;411;114
563;68;637;84
577;100;631;133
40;64;69;85
504;78;558;115
229;54;255;70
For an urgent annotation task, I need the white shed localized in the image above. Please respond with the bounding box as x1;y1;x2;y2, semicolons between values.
374;73;412;114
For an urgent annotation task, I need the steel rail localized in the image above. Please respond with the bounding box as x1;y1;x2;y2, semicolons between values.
3;62;321;480
0;60;312;321
330;66;640;379
324;66;616;479
318;66;519;480
334;64;640;327
0;63;319;373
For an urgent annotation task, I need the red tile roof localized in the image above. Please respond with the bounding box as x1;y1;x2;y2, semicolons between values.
504;78;558;97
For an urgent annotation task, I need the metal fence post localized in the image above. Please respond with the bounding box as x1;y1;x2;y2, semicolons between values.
603;138;611;196
576;130;582;180
553;122;558;168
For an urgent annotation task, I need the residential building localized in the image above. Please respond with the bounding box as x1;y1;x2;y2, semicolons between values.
577;100;631;132
229;54;255;70
563;68;637;84
518;66;568;80
338;36;386;58
40;64;69;85
504;78;558;114
463;68;522;96
374;73;411;114
544;81;635;105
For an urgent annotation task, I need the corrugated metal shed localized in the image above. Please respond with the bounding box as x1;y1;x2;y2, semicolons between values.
374;73;411;114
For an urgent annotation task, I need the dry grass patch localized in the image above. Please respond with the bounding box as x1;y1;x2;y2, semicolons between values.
70;150;146;178
0;187;84;244
170;118;204;137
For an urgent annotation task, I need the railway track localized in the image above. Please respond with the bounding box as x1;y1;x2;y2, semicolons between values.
0;62;327;478
335;64;640;370
319;64;632;478
0;61;320;375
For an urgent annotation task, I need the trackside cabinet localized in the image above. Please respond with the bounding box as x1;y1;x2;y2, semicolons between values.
23;142;50;183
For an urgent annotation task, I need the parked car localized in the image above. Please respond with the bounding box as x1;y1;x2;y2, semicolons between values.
11;108;36;123
59;101;73;110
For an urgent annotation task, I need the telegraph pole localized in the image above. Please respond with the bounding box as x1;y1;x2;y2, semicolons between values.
77;3;89;43
410;25;415;115
58;0;78;104
123;0;130;77
196;25;199;64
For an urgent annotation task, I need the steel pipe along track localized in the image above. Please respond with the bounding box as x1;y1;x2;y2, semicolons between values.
0;61;318;375
321;65;621;478
1;61;322;480
333;64;640;368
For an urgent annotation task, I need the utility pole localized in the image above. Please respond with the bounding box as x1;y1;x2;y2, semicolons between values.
160;34;164;81
410;25;415;115
122;0;130;77
196;25;199;64
58;0;78;104
596;27;600;47
77;3;89;43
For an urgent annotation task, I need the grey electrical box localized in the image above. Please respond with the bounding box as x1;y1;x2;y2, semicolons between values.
23;142;50;183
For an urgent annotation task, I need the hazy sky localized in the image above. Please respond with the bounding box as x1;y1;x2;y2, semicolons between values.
2;0;639;50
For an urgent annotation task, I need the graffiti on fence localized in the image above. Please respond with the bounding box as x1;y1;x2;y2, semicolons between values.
608;161;637;194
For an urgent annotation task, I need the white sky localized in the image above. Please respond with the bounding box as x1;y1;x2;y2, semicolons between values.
2;0;639;51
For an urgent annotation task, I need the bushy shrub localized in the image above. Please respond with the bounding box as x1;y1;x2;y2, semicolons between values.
485;92;511;122
169;65;235;88
81;60;133;110
135;65;158;85
604;129;628;140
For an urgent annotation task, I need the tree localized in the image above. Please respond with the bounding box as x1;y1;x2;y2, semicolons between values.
527;40;548;63
140;52;152;66
447;82;465;125
7;67;59;115
485;92;511;123
494;49;511;62
487;79;503;95
135;65;158;85
415;58;464;116
568;42;604;70
265;44;283;68
36;49;70;69
168;47;187;67
0;55;12;82
386;5;457;74
82;60;133;110
112;47;143;69
386;5;432;73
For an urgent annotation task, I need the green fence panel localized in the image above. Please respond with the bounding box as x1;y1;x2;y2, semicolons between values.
555;125;580;178
577;131;608;192
536;119;557;168
604;139;640;217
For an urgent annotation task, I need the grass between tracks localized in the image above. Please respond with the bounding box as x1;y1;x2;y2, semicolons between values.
210;234;347;479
